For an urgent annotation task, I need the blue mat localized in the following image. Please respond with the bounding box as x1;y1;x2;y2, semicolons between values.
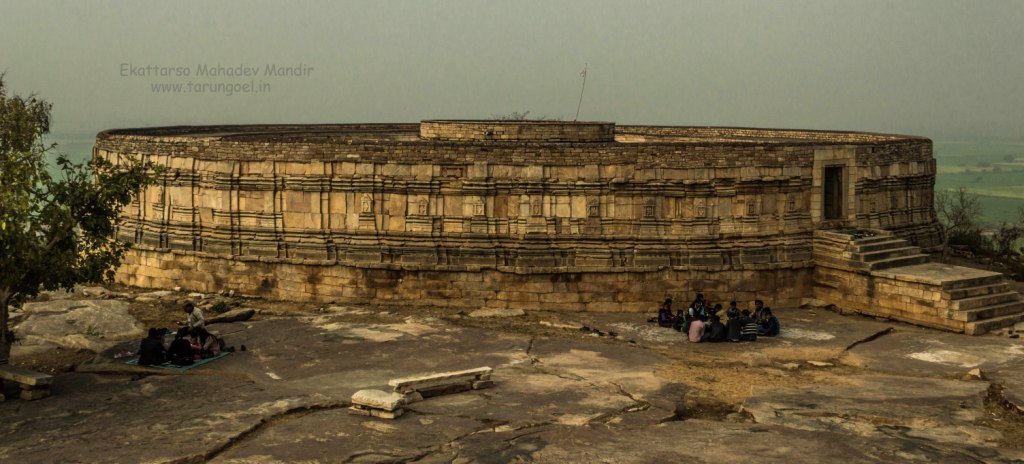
124;352;231;372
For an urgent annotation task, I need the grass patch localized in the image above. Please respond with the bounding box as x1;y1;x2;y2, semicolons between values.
935;141;1024;225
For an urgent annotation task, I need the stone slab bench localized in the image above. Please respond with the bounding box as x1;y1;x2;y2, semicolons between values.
349;389;407;419
0;365;53;401
388;366;493;396
353;367;495;420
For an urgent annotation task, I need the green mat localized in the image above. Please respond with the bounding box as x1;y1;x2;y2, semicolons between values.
124;352;231;372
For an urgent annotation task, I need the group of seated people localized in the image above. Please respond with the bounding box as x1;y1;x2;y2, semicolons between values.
651;295;780;343
138;302;234;366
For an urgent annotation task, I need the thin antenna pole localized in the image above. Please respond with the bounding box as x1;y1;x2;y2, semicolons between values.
574;63;587;121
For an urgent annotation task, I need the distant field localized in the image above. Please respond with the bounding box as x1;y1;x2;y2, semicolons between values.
934;140;1024;226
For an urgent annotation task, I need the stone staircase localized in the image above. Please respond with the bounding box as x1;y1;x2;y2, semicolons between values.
812;230;929;272
915;270;1024;335
813;229;1024;335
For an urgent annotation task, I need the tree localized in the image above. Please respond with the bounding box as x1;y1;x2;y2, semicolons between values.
491;111;562;121
934;186;984;254
0;76;155;362
992;221;1023;255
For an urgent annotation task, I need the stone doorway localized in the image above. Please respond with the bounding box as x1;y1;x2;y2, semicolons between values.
823;166;844;220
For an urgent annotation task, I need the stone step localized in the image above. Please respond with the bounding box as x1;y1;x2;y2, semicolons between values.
943;282;1012;300
811;253;868;272
811;241;850;254
953;300;1024;322
0;365;53;387
867;254;931;271
851;239;912;253
847;233;897;243
965;311;1024;336
855;246;923;263
941;274;1005;290
949;291;1020;311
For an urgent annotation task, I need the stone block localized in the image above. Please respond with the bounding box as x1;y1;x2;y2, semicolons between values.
351;389;406;411
539;293;579;304
389;366;493;393
19;388;50;401
469;308;525;318
472;380;495;390
370;408;404;419
402;391;424;404
0;365;53;387
349;405;405;419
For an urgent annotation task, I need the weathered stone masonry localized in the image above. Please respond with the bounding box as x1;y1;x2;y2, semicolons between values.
97;121;950;318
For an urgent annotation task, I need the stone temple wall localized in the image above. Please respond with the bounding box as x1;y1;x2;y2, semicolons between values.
96;121;940;311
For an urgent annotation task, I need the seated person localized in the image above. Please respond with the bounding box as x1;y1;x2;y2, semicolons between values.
739;309;758;342
656;298;675;327
168;327;195;366
673;313;692;333
725;301;740;320
673;307;688;328
183;302;205;331
689;302;707;321
752;300;769;324
190;327;227;358
688;316;706;343
702;315;727;343
726;312;743;342
137;328;167;366
757;308;781;336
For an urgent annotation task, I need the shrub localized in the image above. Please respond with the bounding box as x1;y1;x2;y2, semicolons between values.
209;300;231;314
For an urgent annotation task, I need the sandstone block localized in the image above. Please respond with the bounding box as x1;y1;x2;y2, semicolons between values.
19;388;50;401
389;367;493;393
351;389;406;411
369;408;404;419
962;368;987;381
0;366;52;387
472;380;495;390
468;308;525;318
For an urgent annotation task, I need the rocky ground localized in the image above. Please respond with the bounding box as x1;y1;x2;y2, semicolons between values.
2;286;1024;463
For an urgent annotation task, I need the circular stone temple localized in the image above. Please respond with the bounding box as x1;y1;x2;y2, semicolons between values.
96;120;944;316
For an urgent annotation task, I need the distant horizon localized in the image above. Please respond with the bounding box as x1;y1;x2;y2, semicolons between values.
43;123;1024;145
5;0;1024;143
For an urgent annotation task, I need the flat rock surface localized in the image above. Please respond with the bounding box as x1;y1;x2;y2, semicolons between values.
554;308;897;363
845;329;1024;412
13;299;144;354
444;420;1021;464
743;374;998;446
2;306;1023;463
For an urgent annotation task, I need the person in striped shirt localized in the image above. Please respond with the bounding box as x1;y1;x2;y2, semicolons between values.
739;309;758;342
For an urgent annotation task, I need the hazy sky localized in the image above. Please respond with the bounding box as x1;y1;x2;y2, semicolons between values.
2;0;1023;140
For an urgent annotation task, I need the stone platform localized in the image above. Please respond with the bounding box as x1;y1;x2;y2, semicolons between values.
814;230;1024;334
3;305;1023;462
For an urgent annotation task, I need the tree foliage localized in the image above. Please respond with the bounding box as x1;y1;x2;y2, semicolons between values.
491;111;562;121
935;186;985;252
0;76;156;362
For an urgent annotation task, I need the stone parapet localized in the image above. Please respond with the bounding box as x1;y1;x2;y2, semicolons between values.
420;120;615;143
